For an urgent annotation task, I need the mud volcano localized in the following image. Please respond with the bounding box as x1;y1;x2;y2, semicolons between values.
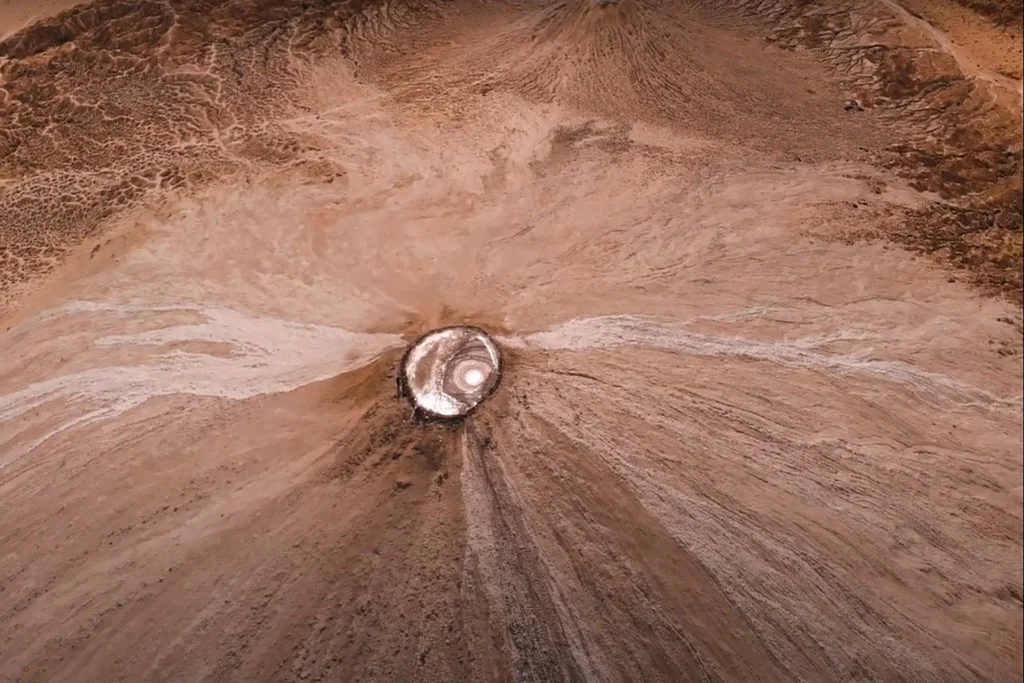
399;326;502;420
0;0;1023;681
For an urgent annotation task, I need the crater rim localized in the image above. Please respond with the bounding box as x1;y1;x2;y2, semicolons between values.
397;324;503;422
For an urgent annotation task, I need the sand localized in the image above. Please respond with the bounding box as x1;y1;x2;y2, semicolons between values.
0;1;1022;681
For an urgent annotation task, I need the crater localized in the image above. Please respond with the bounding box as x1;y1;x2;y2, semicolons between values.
398;326;502;421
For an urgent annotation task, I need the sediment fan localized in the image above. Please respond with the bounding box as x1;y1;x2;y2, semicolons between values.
0;0;1021;682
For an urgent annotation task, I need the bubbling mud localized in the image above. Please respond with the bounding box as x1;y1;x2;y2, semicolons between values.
400;326;502;420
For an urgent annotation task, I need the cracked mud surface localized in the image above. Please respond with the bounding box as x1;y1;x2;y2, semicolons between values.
1;1;1022;682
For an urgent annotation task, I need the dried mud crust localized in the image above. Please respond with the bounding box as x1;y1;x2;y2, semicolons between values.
0;357;517;683
960;0;1023;26
738;0;1023;303
0;0;414;308
0;3;1023;682
0;0;1021;309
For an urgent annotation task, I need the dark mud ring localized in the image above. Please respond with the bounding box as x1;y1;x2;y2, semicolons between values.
396;325;504;424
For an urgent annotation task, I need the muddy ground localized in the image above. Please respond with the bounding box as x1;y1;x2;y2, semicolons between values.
0;1;1022;681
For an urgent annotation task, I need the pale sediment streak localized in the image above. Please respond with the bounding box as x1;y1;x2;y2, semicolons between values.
31;299;206;323
458;428;610;682
501;314;1022;408
535;398;939;679
0;303;404;460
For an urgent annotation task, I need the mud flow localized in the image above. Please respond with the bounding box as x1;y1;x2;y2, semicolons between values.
0;1;1022;682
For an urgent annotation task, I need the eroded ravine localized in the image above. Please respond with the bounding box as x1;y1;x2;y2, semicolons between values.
1;1;1022;682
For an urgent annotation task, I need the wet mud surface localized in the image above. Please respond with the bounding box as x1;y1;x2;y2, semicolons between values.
1;1;1022;682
